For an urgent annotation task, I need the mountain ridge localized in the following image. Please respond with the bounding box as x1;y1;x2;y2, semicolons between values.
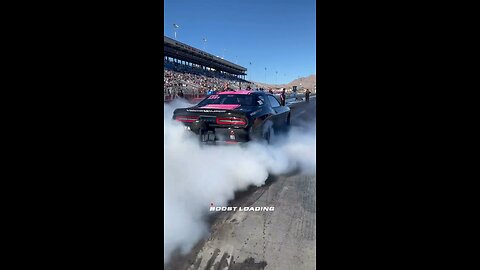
253;74;316;90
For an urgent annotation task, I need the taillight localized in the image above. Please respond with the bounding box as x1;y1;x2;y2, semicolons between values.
175;115;199;123
216;117;247;126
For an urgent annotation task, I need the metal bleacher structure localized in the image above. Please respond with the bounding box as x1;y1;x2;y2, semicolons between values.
164;36;250;102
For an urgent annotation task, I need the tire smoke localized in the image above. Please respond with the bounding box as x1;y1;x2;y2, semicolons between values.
164;99;316;263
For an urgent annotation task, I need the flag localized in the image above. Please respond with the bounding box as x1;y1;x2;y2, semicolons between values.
173;24;180;28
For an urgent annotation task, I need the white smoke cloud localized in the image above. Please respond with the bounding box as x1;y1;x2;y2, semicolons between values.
163;99;316;263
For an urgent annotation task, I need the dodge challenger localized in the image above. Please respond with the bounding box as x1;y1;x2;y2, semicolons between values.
172;90;291;144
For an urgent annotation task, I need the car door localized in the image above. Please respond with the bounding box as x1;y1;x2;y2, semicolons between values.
266;95;287;128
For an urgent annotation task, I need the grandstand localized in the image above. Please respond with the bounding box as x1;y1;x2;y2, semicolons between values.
164;36;255;102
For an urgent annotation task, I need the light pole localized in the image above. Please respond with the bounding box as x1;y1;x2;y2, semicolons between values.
173;24;180;39
275;71;278;84
249;62;253;82
202;37;207;51
264;67;267;83
235;56;238;64
222;49;227;59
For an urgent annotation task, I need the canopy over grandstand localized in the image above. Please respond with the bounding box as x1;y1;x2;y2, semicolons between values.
164;36;247;79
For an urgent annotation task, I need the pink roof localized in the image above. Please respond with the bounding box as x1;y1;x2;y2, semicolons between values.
218;90;253;95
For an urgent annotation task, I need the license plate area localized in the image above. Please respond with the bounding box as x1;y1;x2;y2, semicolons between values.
197;115;217;143
199;115;216;124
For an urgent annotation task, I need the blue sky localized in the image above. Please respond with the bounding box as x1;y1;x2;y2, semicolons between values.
164;0;316;84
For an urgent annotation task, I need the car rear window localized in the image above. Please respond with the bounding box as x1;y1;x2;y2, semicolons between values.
198;94;258;106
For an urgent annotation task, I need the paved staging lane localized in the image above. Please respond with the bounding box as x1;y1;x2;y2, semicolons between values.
166;98;316;270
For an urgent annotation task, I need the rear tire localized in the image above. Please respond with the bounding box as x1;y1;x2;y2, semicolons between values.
261;120;275;144
264;126;275;144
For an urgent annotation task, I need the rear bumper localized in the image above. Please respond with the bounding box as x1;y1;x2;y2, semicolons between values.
213;128;249;142
185;126;250;143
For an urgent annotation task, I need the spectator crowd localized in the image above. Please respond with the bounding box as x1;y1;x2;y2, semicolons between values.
164;60;256;101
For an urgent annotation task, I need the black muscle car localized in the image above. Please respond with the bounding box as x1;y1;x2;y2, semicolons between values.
172;90;291;144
